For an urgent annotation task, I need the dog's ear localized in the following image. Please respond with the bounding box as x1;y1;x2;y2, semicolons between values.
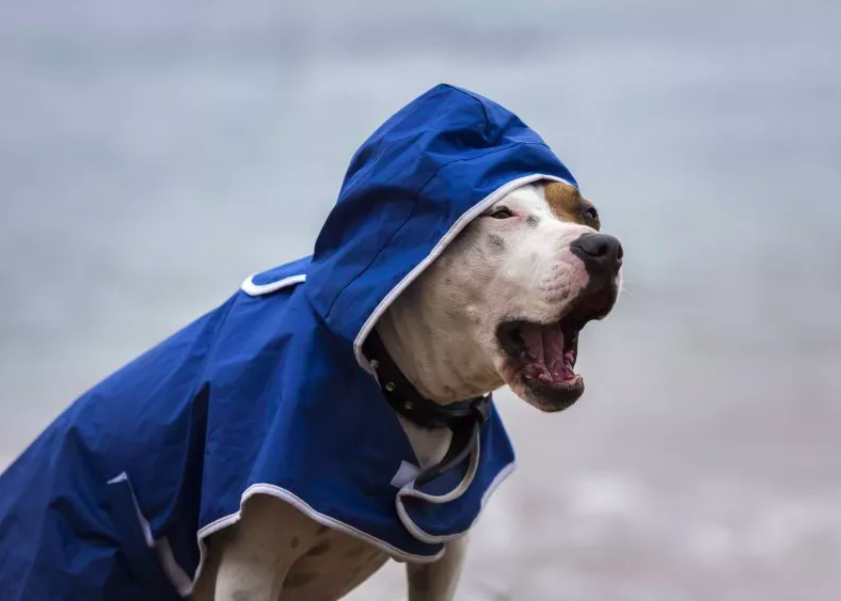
543;181;601;230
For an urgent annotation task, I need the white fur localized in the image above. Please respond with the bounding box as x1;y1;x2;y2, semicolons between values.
376;182;599;407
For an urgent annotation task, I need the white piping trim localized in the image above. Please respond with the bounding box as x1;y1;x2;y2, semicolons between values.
396;460;517;545
241;273;306;297
394;431;516;545
352;173;574;370
107;472;155;548
107;473;192;597
188;483;446;596
155;537;193;597
395;447;480;544
400;437;481;505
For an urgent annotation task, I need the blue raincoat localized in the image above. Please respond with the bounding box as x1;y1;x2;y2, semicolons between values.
0;84;577;600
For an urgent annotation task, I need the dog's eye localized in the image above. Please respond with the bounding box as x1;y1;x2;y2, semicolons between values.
584;206;599;222
489;207;513;219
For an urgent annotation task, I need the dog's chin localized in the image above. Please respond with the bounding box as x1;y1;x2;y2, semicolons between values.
507;373;585;413
494;283;617;413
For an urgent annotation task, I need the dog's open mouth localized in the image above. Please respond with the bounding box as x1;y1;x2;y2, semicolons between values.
497;286;615;410
502;320;581;385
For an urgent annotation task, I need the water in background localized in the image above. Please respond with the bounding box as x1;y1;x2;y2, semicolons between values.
1;1;840;599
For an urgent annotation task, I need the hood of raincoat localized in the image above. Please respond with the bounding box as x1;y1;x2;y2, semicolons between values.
0;84;577;600
305;84;576;361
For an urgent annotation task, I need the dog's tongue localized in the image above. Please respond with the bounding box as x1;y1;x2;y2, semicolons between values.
521;323;567;382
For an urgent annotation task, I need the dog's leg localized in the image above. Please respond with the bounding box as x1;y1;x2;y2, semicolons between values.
406;535;468;601
200;495;321;601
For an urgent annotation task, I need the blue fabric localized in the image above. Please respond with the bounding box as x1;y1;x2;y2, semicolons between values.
0;84;577;600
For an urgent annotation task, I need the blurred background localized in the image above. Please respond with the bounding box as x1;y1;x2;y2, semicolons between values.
2;1;840;599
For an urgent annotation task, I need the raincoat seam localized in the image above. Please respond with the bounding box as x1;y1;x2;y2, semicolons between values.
442;84;492;138
342;88;454;198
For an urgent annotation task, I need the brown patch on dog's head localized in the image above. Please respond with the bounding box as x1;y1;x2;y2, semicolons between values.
543;181;601;230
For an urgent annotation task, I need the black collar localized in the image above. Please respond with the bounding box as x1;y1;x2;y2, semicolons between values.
362;330;490;486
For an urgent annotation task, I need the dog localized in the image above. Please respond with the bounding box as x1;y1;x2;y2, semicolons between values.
0;84;622;601
191;179;622;601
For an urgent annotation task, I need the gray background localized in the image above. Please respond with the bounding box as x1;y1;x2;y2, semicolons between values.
2;1;840;599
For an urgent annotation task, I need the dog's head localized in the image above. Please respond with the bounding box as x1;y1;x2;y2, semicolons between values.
383;180;623;412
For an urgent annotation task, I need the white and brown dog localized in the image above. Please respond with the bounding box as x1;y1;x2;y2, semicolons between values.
191;180;622;601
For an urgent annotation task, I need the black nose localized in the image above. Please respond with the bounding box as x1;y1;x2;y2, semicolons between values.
570;233;623;275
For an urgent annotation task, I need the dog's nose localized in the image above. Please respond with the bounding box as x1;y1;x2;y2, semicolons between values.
570;233;623;275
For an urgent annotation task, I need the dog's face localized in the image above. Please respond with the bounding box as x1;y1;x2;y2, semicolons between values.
396;180;623;412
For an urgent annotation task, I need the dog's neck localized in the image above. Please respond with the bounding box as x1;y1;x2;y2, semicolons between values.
375;300;502;406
